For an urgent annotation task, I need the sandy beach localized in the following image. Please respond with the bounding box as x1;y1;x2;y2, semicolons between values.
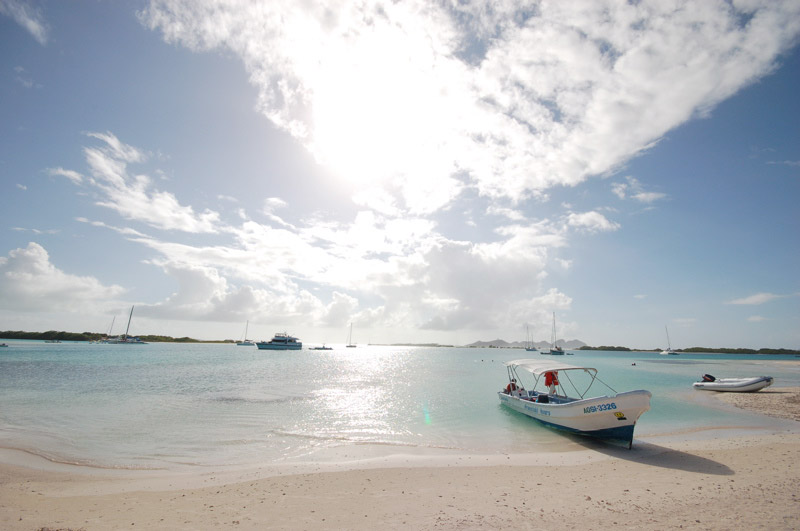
2;384;799;531
2;434;799;530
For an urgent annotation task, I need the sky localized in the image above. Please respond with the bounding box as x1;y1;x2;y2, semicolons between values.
1;0;798;349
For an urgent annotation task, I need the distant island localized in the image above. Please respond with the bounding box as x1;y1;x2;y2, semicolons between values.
1;330;797;354
0;330;222;343
465;339;587;350
464;338;798;355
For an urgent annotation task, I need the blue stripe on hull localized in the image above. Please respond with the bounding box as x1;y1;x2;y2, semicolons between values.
532;416;636;448
502;403;638;448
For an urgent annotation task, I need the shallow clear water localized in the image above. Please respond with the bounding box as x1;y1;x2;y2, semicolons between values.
1;341;797;469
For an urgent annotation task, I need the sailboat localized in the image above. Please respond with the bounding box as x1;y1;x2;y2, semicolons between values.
548;312;564;355
525;324;538;352
660;325;677;355
236;320;254;346
106;306;147;344
93;316;116;343
346;322;356;348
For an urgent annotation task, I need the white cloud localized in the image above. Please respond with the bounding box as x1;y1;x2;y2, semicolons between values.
727;292;783;305
58;132;222;233
49;166;84;184
0;242;125;312
11;227;58;235
41;126;576;336
16;183;27;190
747;315;767;322
13;65;39;88
612;176;666;203
767;159;800;167
140;0;800;212
566;211;620;233
0;0;49;45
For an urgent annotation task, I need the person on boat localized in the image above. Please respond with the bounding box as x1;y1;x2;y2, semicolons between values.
544;371;559;394
505;379;519;395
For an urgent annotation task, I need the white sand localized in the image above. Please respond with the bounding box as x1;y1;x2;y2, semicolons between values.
1;430;798;530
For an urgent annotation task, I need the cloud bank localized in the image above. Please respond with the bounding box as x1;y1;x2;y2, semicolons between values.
140;0;800;213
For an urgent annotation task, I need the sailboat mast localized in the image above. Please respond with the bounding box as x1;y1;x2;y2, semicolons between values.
665;325;671;350
124;306;134;339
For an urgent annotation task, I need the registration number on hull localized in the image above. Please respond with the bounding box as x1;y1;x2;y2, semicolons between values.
583;402;617;414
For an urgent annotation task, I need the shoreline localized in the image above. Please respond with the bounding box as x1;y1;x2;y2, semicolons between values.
1;431;798;530
2;378;798;529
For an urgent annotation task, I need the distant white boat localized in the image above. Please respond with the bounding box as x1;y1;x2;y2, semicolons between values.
256;333;302;350
0;343;8;347
310;344;333;350
236;320;254;346
660;325;677;355
693;374;774;392
499;359;651;448
546;312;564;355
525;324;538;352
106;306;147;344
346;322;356;348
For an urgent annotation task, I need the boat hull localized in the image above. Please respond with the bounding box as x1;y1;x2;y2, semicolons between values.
256;343;302;350
498;389;651;448
693;376;773;392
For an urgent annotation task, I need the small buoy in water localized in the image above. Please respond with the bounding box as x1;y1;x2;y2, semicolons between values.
631;363;636;366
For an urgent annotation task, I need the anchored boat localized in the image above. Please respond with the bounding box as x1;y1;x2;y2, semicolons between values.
256;333;302;350
499;359;651;448
105;306;147;344
693;374;774;392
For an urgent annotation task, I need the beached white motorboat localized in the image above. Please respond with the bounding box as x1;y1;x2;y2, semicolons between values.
692;374;774;392
498;359;651;448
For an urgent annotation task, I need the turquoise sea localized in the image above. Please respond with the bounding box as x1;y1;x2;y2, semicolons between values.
1;341;798;470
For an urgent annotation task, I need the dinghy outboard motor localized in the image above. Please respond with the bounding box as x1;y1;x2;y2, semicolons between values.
702;374;716;382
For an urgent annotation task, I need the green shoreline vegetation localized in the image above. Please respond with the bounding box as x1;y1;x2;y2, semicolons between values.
0;330;228;343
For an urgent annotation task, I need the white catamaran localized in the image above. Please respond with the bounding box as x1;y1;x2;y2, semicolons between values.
106;306;147;344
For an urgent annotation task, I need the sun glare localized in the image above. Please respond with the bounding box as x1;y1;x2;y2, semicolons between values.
307;21;452;187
